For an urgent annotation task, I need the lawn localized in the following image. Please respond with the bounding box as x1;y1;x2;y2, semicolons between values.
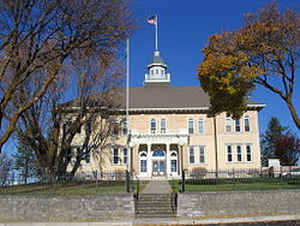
0;180;148;196
169;179;300;193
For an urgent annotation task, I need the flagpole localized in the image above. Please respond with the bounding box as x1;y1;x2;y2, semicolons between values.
126;38;130;136
155;15;158;51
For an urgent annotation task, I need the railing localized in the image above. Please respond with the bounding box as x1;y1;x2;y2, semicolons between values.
131;129;187;136
0;170;140;195
178;167;300;192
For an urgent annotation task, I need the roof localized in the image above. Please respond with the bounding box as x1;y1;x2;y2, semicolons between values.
116;84;263;111
61;84;264;113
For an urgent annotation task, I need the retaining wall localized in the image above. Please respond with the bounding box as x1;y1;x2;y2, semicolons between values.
177;190;300;218
0;194;134;222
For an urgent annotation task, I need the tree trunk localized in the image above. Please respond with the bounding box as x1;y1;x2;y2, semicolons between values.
286;99;300;130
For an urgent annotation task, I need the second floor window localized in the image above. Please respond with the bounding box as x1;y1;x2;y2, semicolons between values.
244;116;250;132
188;118;194;134
150;118;156;134
198;118;204;134
235;119;241;132
225;117;232;132
122;120;128;136
161;118;166;134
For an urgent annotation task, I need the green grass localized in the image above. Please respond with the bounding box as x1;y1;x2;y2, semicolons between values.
169;179;300;193
0;180;148;196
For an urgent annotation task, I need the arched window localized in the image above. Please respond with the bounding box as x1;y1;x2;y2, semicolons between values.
139;152;147;173
170;152;177;173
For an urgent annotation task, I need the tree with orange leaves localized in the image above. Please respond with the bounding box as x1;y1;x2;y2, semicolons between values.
198;3;300;129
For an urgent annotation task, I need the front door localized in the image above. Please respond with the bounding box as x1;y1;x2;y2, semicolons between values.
152;160;166;176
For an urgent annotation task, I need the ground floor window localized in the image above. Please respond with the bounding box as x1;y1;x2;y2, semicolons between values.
113;148;119;164
227;145;232;162
123;148;128;164
246;145;252;162
199;146;205;163
141;160;147;172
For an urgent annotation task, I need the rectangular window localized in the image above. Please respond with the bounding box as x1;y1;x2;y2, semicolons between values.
199;146;205;163
237;145;242;162
246;145;252;162
112;123;119;136
123;148;128;164
141;160;147;172
122;120;128;136
189;146;195;164
226;118;232;132
227;145;232;162
171;160;177;172
244;116;250;132
188;118;194;134
161;118;166;134
150;119;156;134
113;148;119;165
235;119;241;132
198;118;204;134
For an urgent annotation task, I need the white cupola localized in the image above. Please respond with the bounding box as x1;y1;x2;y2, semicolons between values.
144;50;170;85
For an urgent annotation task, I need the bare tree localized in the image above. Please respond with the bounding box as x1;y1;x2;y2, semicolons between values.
16;47;124;179
0;0;134;151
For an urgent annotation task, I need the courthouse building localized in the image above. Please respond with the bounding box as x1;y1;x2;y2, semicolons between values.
73;49;265;180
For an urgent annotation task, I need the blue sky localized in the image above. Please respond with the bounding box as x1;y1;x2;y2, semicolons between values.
130;0;300;136
3;0;299;156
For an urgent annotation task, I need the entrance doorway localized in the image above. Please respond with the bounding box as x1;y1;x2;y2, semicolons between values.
152;160;166;176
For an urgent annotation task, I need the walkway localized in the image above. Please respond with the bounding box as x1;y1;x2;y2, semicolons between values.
141;180;172;194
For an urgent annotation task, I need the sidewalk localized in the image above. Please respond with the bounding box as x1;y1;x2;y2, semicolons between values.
142;180;172;194
2;214;300;226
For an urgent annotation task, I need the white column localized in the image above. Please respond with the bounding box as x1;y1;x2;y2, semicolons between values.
147;143;152;178
166;143;170;177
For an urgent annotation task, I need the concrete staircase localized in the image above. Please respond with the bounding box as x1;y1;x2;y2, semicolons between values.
135;193;176;218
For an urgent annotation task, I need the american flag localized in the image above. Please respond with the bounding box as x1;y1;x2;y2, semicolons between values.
147;16;157;25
